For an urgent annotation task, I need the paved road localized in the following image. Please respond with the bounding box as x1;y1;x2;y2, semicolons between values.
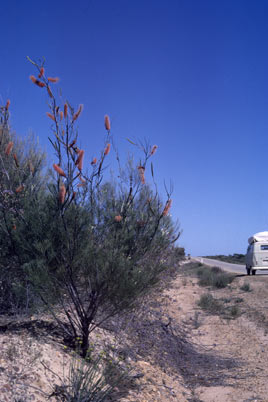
192;257;246;274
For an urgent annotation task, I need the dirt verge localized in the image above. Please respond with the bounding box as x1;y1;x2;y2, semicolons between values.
1;262;268;401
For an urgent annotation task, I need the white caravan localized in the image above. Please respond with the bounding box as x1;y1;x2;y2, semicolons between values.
246;231;268;275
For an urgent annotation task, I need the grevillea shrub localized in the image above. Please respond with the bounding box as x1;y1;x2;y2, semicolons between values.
3;58;181;357
0;101;47;314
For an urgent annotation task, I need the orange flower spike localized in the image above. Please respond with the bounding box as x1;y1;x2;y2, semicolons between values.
38;67;45;78
163;199;172;216
64;103;68;118
114;215;122;222
29;75;45;88
72;104;83;122
5;142;14;156
104;115;111;131
47;77;59;83
104;143;111;156
15;185;24;193
76;150;85;171
60;111;63;121
138;166;145;184
91;157;97;165
78;157;84;171
47;112;55;121
12;224;16;231
59;184;66;204
150;145;158;156
53;163;67;177
13;154;19;168
5;99;10;110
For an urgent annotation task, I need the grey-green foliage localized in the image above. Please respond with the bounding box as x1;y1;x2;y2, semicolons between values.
24;59;182;358
0;104;47;314
197;293;241;319
240;282;251;292
48;349;128;402
197;293;222;313
197;266;234;289
27;169;180;356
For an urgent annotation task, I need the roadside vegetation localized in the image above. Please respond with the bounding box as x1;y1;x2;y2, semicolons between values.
0;58;184;400
180;262;235;289
197;265;234;289
240;281;252;292
197;293;241;319
181;262;241;319
2;59;268;402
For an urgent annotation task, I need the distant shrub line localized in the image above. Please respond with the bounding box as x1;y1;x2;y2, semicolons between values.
203;254;245;265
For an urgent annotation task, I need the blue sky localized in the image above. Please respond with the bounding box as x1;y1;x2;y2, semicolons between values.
1;0;268;256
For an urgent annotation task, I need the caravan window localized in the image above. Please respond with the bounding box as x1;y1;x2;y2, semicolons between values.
260;245;268;250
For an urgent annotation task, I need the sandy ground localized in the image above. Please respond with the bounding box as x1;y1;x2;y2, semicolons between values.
1;263;268;401
166;268;268;402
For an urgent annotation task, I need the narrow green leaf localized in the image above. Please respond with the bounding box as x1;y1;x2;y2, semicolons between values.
26;56;36;66
126;138;137;146
48;137;57;150
151;162;154;178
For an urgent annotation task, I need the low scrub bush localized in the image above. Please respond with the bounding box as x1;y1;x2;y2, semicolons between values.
234;297;244;303
198;293;241;319
197;293;222;313
180;262;203;275
212;272;233;289
229;305;240;318
197;266;234;289
210;266;221;274
240;282;251;292
54;354;125;401
180;263;234;291
42;346;129;402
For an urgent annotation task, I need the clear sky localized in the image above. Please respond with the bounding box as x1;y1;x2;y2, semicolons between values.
1;0;268;256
